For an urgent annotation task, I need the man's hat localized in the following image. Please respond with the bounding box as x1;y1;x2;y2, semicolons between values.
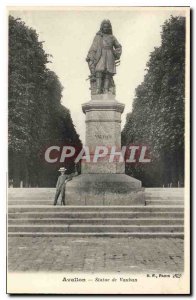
58;167;67;172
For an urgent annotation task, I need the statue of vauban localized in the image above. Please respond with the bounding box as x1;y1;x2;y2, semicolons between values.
86;19;122;95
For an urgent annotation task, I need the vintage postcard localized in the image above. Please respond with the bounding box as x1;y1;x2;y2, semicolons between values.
7;6;190;294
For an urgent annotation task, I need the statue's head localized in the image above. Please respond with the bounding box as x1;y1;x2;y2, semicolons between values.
99;19;113;35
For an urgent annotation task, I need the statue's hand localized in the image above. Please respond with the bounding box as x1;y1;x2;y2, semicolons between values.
113;49;121;60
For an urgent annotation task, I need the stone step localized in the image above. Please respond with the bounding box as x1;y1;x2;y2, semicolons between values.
8;197;184;203
8;190;55;200
9;200;55;205
8;224;184;233
144;188;184;191
8;191;184;200
8;187;183;192
8;205;184;213
145;195;184;198
8;232;184;238
8;211;184;219
8;196;54;201
8;188;184;198
145;197;184;201
145;200;184;206
145;191;184;194
7;188;184;238
8;218;184;225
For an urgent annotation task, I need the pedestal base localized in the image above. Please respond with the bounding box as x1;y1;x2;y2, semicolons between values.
65;174;144;206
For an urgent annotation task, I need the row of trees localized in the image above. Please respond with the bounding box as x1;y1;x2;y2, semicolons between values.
122;16;185;187
9;16;82;187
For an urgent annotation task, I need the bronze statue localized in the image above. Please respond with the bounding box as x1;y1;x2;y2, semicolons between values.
86;20;122;95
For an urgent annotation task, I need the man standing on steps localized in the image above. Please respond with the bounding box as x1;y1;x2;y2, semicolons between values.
53;167;77;206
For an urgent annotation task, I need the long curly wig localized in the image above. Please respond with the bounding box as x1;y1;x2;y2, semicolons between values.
97;19;113;35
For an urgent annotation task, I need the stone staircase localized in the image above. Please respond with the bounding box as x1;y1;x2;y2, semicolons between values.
8;188;184;238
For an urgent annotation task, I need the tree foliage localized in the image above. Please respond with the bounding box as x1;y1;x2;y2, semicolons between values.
122;16;185;187
9;16;82;187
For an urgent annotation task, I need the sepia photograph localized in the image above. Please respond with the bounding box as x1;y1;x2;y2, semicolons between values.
7;6;190;294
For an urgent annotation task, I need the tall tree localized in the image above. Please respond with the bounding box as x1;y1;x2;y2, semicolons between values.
122;16;185;187
9;16;82;187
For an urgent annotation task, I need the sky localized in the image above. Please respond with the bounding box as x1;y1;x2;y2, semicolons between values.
10;7;186;143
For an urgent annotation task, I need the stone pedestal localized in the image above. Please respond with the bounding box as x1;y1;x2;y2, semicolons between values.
81;94;125;174
66;93;144;206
